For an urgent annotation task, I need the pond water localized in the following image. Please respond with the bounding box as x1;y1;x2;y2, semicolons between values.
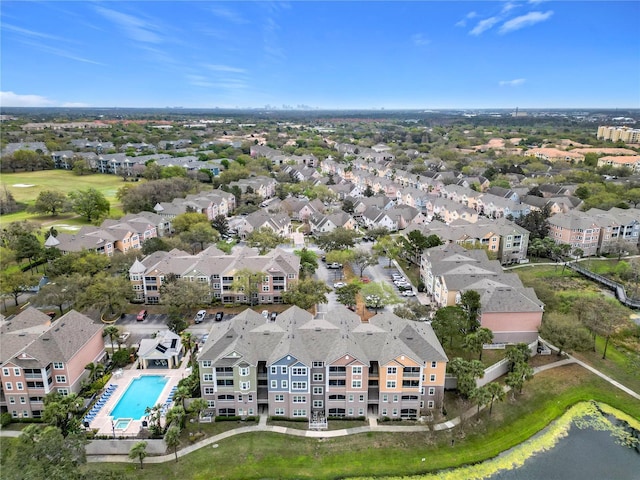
490;422;640;480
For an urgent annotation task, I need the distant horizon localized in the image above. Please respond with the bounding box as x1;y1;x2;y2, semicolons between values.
2;2;638;110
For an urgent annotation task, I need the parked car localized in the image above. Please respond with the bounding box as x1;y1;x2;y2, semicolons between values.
136;310;148;321
262;310;269;318
194;310;207;323
333;282;346;289
327;262;342;269
402;290;416;297
270;312;278;321
214;311;224;322
360;276;371;283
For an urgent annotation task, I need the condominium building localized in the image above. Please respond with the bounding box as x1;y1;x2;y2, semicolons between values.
198;306;448;420
0;308;105;419
129;246;300;305
597;126;640;144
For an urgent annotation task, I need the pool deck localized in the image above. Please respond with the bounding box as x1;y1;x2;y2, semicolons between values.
86;358;190;437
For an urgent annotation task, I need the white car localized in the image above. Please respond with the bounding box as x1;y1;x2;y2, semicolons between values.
333;282;346;289
261;310;269;318
194;310;207;323
402;290;416;297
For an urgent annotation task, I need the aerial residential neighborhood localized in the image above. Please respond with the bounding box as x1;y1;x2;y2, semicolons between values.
1;1;639;479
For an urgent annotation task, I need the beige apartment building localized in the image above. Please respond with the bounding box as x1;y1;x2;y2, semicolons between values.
597;126;640;144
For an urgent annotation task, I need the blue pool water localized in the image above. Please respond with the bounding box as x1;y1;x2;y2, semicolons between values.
110;375;168;420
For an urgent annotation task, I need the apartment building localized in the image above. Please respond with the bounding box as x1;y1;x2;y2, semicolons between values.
597;126;640;144
129;245;300;305
0;308;105;419
420;244;544;343
524;148;585;163
198;306;448;420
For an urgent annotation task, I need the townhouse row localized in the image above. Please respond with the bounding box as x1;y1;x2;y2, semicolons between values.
198;306;448;419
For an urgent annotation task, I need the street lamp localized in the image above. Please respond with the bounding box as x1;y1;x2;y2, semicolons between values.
111;419;116;439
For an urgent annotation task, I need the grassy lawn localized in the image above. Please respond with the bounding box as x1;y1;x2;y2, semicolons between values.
79;365;640;480
0;171;127;226
267;418;368;431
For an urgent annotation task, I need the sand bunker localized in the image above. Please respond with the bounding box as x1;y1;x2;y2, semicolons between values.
12;184;35;187
53;224;81;231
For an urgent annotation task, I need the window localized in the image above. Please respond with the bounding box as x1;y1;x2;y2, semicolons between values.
248;394;253;402
402;395;418;401
13;368;20;376
240;381;250;391
328;379;345;386
427;401;434;409
19;397;26;404
5;382;13;391
275;394;284;402
16;382;23;390
275;408;285;416
292;409;307;417
239;367;250;377
281;366;287;374
393;395;398;403
292;396;306;403
201;361;212;368
57;388;69;396
53;362;64;369
328;394;346;400
359;394;365;402
292;367;307;376
382;394;388;402
281;380;288;389
313;386;323;395
207;400;215;408
329;366;346;374
352;380;362;388
402;380;419;387
348;394;354;402
219;394;234;401
2;368;9;376
381;408;387;416
430;374;436;382
217;379;233;386
22;411;28;418
9;397;15;404
270;366;277;374
348;408;354;416
270;380;277;389
358;408;364;416
392;409;398;417
428;387;435;396
387;367;397;375
262;285;269;292
352;366;362;375
204;387;215;395
313;400;324;408
386;381;396;389
312;361;324;368
291;381;307;390
203;374;214;382
312;373;323;382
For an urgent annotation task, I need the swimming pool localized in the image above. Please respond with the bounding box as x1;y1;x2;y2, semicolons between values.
110;375;168;420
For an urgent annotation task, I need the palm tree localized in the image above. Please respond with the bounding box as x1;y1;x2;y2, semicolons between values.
165;405;186;430
486;382;506;415
180;332;195;365
103;326;120;353
129;441;148;469
189;398;208;432
164;426;181;462
84;362;105;383
173;385;190;411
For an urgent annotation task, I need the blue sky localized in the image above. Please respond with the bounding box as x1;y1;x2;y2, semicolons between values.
1;1;639;109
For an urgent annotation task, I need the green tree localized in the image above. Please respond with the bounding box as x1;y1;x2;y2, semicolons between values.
470;385;491;414
295;247;319;279
68;188;110;222
141;237;170;255
431;306;467;347
189;398;209;432
4;425;86;480
211;214;230;237
282;278;332;311
462;327;494;361
230;269;262;306
447;357;485;398
315;227;358;251
160;278;210;328
129;441;148;469
360;281;401;313
363;185;374;197
350;249;378;277
1;270;36;306
335;283;361;309
180;222;218;253
486;382;506;415
246;227;285;254
460;290;482;333
393;300;431;321
33;277;79;315
373;235;402;267
104;325;121;353
84;362;105;383
172;212;209;234
34;190;68;216
78;274;134;317
166;405;186;430
505;362;534;396
15;233;44;272
42;392;83;437
164;426;181;462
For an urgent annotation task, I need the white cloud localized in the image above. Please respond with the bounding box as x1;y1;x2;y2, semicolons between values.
499;78;526;87
0;91;56;107
501;2;518;14
209;6;248;25
412;33;430;46
499;10;553;34
61;102;90;108
455;11;477;27
95;6;162;43
469;17;500;36
3;23;66;41
203;64;247;74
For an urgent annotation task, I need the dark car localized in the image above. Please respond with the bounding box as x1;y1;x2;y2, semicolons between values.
136;310;148;321
214;311;224;322
270;312;278;321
